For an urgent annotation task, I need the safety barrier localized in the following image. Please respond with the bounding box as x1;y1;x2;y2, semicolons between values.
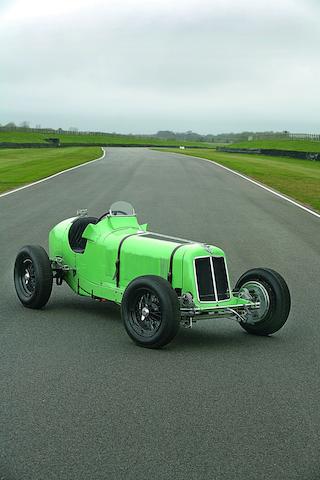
217;147;320;161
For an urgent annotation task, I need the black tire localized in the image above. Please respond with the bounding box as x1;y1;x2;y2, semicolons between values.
235;268;291;336
14;245;53;309
121;275;180;348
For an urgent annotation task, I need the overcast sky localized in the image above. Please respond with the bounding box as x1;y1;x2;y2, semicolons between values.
1;0;319;134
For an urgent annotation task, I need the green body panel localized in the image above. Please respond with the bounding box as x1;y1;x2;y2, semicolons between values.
49;218;76;267
48;215;250;310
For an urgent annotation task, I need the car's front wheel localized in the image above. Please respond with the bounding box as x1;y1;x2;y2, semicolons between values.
121;275;180;348
235;268;291;336
14;245;53;309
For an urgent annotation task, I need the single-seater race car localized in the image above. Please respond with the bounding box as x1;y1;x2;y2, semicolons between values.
14;201;291;348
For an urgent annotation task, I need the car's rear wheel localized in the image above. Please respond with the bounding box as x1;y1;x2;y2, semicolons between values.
14;245;53;309
235;268;290;335
121;275;180;348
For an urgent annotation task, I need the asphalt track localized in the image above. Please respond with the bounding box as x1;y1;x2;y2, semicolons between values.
0;147;319;480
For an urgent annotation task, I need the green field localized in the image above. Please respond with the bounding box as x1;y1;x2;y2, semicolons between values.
229;138;320;152
0;147;102;193
0;130;216;148
158;148;320;212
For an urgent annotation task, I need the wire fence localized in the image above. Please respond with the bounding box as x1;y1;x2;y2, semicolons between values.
1;127;320;142
288;133;320;141
0;127;116;136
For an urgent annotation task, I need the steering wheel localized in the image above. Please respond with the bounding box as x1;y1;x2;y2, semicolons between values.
97;210;128;222
110;210;128;216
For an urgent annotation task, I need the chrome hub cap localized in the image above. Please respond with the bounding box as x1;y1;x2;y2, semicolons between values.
141;306;150;321
239;281;270;324
24;270;30;284
20;258;36;295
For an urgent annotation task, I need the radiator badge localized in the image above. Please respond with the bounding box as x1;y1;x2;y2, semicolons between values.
203;244;213;254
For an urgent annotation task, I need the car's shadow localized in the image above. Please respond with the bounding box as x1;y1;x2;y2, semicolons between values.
46;294;284;353
172;324;279;352
49;291;120;319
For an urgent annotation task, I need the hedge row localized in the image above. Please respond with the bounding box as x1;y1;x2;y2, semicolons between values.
216;147;320;161
0;142;213;150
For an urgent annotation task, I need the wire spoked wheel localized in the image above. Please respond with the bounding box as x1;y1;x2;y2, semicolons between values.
130;289;163;338
14;245;53;309
18;257;36;297
121;275;180;348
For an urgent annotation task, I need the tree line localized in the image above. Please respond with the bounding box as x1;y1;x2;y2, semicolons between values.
0;122;292;142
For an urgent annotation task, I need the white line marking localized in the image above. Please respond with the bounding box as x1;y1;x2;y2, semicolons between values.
0;147;106;199
170;150;320;219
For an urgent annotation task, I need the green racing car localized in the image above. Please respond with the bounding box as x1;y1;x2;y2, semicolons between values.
14;201;291;348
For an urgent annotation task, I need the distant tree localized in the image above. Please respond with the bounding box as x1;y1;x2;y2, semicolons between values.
20;121;30;128
4;122;16;128
35;124;41;129
69;127;78;132
155;130;176;139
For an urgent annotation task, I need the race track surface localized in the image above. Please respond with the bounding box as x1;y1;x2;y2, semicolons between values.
0;147;319;480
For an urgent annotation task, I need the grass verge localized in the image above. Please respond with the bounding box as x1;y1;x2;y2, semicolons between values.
156;148;320;212
0;147;102;194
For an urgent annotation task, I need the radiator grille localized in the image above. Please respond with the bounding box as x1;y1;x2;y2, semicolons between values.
195;257;216;301
212;257;229;300
195;256;229;302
